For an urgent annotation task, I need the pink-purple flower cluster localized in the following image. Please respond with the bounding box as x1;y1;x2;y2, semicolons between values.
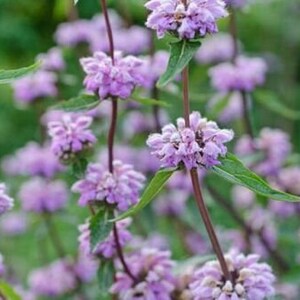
147;111;234;169
37;47;65;72
80;51;144;100
190;251;275;299
48;114;96;163
235;128;291;176
12;71;57;105
209;56;267;92
195;33;236;64
0;183;14;215
110;248;176;299
19;178;68;213
145;0;228;39
79;218;132;258
28;259;77;297
72;160;145;211
2;142;63;178
139;51;170;89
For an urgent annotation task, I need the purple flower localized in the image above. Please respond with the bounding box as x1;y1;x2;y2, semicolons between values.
147;111;234;170
139;51;170;89
190;250;275;300
79;218;132;258
28;259;77;297
74;250;98;283
37;47;65;71
72;160;145;211
2;142;64;178
80;51;144;100
209;56;267;92
207;92;243;123
54;19;94;47
195;33;236;64
19;178;68;213
48;114;96;163
12;71;57;104
185;231;210;255
0;183;14;215
14;287;36;300
154;190;189;216
110;248;176;299
145;0;228;39
235;128;291;176
0;212;28;236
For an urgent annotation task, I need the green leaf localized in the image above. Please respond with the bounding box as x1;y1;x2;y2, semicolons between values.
212;153;300;202
131;94;170;108
111;167;178;222
74;0;79;4
89;208;114;253
53;94;99;112
157;39;201;87
254;90;300;120
0;281;21;300
0;61;40;84
97;260;114;298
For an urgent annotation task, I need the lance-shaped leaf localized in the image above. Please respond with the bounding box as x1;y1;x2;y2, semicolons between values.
111;167;178;222
53;94;99;112
89;208;114;253
97;260;114;298
0;281;21;300
212;153;300;202
254;90;300;120
131;94;170;108
157;39;201;87
0;61;40;84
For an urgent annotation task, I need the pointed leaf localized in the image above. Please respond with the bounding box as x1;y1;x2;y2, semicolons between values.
0;61;40;84
157;40;201;87
131;95;170;108
89;208;114;253
54;94;99;112
254;90;300;120
97;260;114;298
111;167;178;222
0;281;21;300
212;153;300;202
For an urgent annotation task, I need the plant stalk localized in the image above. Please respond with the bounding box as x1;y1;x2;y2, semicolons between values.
100;0;136;282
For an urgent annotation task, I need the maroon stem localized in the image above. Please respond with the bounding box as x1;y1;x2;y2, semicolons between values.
182;65;230;280
108;98;118;172
113;224;137;283
182;67;190;126
0;290;7;300
190;169;231;281
99;0;136;283
100;0;115;62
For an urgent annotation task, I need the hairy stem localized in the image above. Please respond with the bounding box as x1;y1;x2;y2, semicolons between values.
190;170;231;280
182;67;190;126
113;224;137;283
100;0;115;62
182;65;230;280
99;0;136;282
206;184;290;272
43;213;66;258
